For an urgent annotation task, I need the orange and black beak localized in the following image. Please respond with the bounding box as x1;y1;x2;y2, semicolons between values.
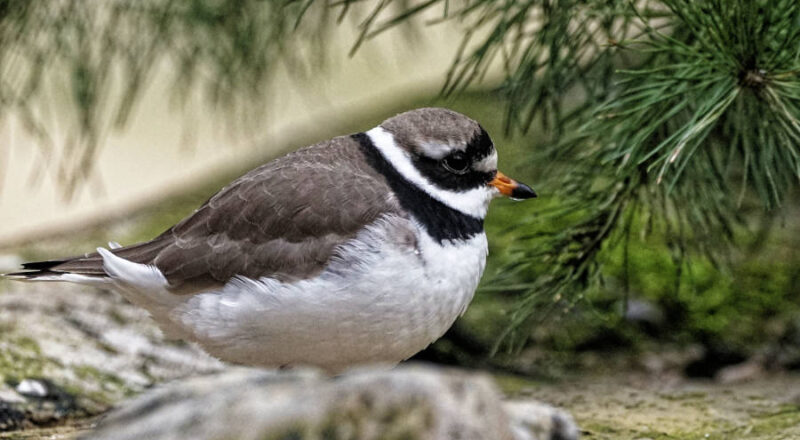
489;171;537;200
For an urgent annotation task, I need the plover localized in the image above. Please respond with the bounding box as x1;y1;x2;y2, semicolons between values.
6;108;536;372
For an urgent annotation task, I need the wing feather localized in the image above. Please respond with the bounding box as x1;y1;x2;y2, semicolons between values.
12;136;401;293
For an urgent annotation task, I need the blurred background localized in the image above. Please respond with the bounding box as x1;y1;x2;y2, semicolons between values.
1;1;799;438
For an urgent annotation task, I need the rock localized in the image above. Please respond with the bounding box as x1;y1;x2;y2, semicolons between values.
505;401;580;440
16;379;48;397
624;299;665;328
0;282;223;431
0;400;26;431
684;344;748;378
82;364;579;440
0;389;26;404
715;356;767;384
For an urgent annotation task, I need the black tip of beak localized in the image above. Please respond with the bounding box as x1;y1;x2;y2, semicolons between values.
511;183;537;200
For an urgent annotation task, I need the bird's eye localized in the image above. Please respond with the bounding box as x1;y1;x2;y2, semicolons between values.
442;152;469;174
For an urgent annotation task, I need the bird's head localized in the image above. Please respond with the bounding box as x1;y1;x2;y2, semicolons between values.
367;107;536;219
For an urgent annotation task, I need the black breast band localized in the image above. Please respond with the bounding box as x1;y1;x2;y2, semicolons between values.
352;132;484;243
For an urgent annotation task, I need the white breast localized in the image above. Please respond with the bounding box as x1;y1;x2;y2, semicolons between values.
166;216;488;372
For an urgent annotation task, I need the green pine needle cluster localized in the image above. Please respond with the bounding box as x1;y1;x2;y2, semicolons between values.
600;0;800;205
489;0;800;350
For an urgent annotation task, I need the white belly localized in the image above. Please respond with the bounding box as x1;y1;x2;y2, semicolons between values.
166;218;488;372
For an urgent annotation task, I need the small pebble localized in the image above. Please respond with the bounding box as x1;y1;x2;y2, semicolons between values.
0;388;26;403
16;379;48;397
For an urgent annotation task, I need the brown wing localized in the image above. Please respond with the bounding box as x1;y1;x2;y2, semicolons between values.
19;135;401;293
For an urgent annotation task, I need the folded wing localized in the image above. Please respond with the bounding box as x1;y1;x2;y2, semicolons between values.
9;136;401;294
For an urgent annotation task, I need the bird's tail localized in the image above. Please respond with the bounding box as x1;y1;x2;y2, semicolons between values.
4;239;168;284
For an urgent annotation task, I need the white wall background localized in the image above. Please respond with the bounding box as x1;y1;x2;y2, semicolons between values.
0;18;485;247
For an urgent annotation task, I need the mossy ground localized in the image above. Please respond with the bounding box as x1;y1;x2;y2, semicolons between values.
497;370;800;440
0;333;49;386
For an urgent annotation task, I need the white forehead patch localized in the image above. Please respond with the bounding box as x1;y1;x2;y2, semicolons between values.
473;150;497;173
367;127;494;219
417;140;463;160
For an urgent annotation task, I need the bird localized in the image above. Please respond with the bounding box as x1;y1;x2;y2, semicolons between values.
5;107;536;372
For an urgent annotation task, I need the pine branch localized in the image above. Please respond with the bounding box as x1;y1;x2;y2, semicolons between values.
487;0;800;351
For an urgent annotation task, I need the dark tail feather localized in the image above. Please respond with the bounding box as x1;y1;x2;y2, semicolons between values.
3;237;171;281
21;260;69;270
3;268;83;280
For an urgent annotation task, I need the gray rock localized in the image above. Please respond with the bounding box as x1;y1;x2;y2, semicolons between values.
0;389;26;404
624;299;665;328
82;365;579;440
0;282;223;430
16;379;48;397
505;401;581;440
